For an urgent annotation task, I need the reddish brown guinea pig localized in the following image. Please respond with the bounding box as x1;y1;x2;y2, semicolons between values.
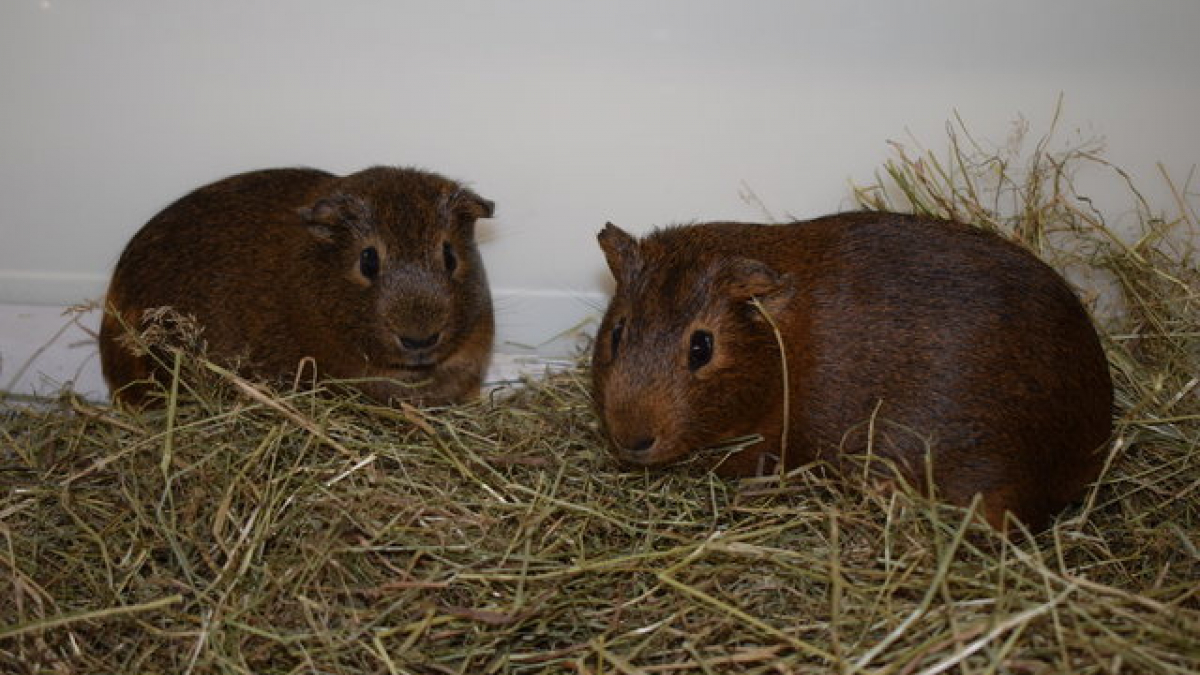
592;211;1113;531
100;166;494;407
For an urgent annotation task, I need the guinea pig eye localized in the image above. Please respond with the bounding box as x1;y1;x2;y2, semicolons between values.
359;246;380;280
688;330;713;371
443;241;458;273
610;319;625;359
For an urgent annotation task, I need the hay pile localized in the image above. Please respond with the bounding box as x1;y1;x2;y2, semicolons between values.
2;116;1198;673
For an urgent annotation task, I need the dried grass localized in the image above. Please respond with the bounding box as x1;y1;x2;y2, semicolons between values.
2;112;1198;673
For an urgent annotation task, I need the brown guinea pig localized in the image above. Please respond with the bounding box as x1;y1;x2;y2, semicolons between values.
592;211;1113;531
99;166;495;407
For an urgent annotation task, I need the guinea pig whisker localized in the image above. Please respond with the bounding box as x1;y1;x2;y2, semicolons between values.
750;297;790;480
689;434;764;467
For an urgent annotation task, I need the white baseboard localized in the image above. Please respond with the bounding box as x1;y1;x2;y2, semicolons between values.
0;271;109;307
0;304;107;401
0;288;605;402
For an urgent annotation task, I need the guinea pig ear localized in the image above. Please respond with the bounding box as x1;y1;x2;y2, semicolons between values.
296;193;371;242
723;257;795;317
462;190;495;220
597;222;642;287
443;188;495;238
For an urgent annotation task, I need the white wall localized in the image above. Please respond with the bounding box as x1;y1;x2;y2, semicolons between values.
2;0;1199;396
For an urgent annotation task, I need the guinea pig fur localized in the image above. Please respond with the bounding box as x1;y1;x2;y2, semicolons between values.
591;211;1114;531
100;166;495;407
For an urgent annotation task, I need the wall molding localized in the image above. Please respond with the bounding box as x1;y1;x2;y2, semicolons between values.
0;271;109;307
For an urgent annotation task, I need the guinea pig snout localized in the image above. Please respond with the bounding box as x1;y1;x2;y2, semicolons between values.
602;380;688;466
384;285;451;363
607;415;686;466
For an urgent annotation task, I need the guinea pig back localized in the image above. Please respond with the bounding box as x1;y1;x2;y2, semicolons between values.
592;211;1113;531
100;166;495;407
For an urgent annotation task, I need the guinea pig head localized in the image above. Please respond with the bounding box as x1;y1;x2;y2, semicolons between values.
297;167;493;379
592;223;794;472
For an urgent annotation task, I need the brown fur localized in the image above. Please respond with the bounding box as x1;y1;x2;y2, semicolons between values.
592;212;1114;531
99;166;495;407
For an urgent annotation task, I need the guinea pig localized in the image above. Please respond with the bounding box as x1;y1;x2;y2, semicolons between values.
99;166;495;407
592;211;1113;531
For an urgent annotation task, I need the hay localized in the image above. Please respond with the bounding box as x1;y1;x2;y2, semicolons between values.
2;113;1198;673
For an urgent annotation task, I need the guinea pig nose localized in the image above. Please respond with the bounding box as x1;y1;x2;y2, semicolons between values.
625;437;657;454
399;332;442;351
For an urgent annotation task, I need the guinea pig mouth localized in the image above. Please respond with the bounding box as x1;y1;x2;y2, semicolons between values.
384;359;440;374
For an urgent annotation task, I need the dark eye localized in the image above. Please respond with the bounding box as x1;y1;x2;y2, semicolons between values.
610;319;625;359
443;242;458;273
359;246;379;280
688;330;713;371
